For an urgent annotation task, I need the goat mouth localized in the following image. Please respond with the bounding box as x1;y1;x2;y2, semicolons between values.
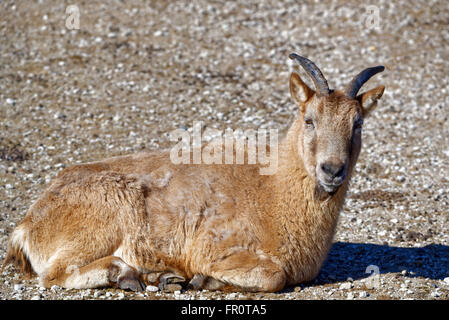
319;182;342;194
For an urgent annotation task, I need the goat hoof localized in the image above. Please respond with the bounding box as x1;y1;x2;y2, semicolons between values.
117;270;146;292
158;273;185;292
187;274;206;290
117;276;146;292
159;272;185;284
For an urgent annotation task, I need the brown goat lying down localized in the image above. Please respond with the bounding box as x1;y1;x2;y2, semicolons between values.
3;54;384;292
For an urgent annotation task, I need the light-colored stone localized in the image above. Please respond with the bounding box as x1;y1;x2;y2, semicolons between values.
146;285;159;292
13;284;25;291
339;282;353;290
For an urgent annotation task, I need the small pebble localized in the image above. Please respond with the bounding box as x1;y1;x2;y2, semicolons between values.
6;98;16;105
146;285;159;292
14;284;25;291
431;291;440;298
339;282;353;290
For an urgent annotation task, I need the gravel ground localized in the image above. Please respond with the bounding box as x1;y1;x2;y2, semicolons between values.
0;0;448;300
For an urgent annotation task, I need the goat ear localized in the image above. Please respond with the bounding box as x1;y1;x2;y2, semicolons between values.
290;72;314;105
357;85;385;117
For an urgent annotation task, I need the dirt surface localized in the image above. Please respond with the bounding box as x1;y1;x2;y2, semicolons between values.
0;0;448;300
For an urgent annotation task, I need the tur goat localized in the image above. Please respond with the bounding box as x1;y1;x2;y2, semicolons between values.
3;53;385;292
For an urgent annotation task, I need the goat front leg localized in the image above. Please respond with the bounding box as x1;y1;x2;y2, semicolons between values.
43;256;145;291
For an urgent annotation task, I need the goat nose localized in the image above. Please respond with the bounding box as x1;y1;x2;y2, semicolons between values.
320;163;345;180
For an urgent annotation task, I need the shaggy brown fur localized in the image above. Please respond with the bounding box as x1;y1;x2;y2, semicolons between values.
3;58;384;292
3;245;34;278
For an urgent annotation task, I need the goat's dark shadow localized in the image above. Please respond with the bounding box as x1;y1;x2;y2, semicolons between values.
286;242;449;290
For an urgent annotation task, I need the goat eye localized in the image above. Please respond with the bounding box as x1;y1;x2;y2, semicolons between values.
305;119;314;128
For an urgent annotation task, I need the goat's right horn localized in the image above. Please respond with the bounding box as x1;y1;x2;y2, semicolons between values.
289;53;330;97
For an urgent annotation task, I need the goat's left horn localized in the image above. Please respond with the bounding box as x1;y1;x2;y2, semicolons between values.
345;66;385;98
289;53;330;97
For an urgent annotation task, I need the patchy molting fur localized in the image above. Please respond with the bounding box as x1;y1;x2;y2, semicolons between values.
2;68;384;292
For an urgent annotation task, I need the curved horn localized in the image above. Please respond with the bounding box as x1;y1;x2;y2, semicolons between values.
289;53;330;96
345;66;385;98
